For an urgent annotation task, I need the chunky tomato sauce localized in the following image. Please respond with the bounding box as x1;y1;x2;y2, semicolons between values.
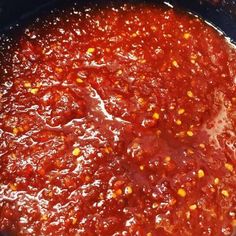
0;3;236;236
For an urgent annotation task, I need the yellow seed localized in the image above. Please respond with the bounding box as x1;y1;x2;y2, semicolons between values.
105;48;110;52
210;187;215;193
12;127;19;135
176;131;186;138
187;90;194;98
116;70;123;75
139;165;145;171
36;82;42;88
151;26;157;31
164;156;171;162
85;176;90;182
116;95;123;101
232;219;236;227
198;169;205;178
87;48;95;54
187;131;194;137
55;67;63;73
189;204;197;210
183;32;191;39
115;189;123;196
199;143;205;149
178;108;185;115
152;202;158;209
138;98;145;105
11;153;17;160
30;88;39;94
9;183;17;191
186;211;190;219
72;147;81;156
40;214;48;221
24;82;31;88
99;193;104;200
147;233;152;236
177;188;186;197
187;149;194;155
125;186;133;195
156;130;161;137
103;147;112;154
76;78;84;83
175;119;182;125
221;190;229;197
152;112;160;120
71;217;77;225
191;54;198;60
172;60;179;68
225;163;234;172
214;178;220;185
19;127;24;132
169;198;177;206
139;59;146;64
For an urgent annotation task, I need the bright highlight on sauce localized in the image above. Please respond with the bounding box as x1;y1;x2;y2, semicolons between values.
0;2;236;236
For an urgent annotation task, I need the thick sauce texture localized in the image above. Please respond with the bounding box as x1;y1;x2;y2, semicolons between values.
0;4;236;236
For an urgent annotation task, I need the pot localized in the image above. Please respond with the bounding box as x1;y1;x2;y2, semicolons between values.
0;1;235;236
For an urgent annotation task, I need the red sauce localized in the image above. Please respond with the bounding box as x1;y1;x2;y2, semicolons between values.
0;3;236;236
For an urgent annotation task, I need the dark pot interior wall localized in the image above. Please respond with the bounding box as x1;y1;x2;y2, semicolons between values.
0;0;235;41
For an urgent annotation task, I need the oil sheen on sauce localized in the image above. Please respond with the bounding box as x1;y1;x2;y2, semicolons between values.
0;3;236;236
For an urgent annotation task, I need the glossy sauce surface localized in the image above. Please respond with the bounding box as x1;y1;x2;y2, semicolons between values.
0;3;236;236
